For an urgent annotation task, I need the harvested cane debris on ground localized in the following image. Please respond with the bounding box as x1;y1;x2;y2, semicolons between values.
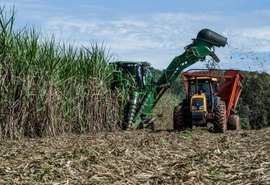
0;128;270;184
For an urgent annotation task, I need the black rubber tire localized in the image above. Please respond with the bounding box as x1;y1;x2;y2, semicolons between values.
173;105;185;131
213;101;227;133
228;115;240;130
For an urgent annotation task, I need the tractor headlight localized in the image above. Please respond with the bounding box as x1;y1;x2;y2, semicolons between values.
192;105;204;111
198;105;204;110
191;98;205;111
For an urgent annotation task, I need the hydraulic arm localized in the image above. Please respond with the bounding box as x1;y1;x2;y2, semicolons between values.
154;29;227;106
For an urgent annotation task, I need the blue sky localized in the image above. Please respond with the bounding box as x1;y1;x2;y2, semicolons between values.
1;0;270;72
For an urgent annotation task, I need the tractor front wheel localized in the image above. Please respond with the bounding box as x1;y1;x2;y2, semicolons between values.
213;101;227;133
173;105;185;131
228;115;240;130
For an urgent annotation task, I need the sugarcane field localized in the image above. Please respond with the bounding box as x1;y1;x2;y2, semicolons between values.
1;3;270;185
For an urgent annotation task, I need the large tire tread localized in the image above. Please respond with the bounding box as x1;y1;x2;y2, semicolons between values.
214;101;227;133
228;115;240;130
173;105;185;131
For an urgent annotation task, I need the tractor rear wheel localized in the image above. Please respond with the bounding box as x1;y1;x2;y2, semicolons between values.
213;101;227;133
173;105;185;131
228;115;240;130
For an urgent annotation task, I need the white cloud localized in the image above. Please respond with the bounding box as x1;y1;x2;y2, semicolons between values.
224;26;270;53
153;12;222;23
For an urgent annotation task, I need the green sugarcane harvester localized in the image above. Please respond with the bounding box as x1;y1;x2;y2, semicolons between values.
111;29;227;129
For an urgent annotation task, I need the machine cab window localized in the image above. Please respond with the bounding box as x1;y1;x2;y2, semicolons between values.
198;80;210;96
188;79;210;97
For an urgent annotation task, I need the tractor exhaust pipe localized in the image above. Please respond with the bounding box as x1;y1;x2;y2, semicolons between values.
196;29;227;47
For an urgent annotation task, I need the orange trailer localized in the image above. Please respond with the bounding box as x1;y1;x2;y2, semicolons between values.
174;69;243;133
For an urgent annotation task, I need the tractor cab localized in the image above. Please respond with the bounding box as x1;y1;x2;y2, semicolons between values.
110;61;152;90
187;77;218;123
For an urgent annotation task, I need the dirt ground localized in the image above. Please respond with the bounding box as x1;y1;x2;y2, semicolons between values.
0;127;270;184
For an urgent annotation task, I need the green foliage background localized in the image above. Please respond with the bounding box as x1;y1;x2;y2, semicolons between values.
237;71;270;129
